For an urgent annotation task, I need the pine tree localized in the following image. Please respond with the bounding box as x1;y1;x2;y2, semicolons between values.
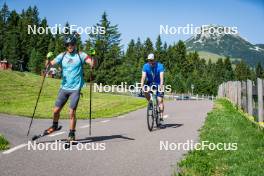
143;38;154;59
234;60;251;81
89;12;122;84
0;3;9;59
174;40;188;78
135;38;145;82
36;18;52;58
256;62;263;78
223;56;234;81
28;48;43;74
155;35;163;62
3;10;20;68
120;39;138;84
18;6;41;70
54;32;64;56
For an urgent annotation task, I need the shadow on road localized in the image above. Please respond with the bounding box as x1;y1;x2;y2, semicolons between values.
76;135;135;143
151;123;183;132
36;134;135;144
162;123;183;128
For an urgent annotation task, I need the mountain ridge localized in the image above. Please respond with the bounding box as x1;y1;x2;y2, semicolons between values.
185;25;264;65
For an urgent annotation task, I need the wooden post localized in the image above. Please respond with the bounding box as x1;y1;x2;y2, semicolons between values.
232;82;234;103
247;79;253;115
241;81;247;112
237;81;242;108
219;83;222;97
257;78;263;122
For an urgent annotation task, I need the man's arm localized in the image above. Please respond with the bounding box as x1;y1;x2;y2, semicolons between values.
45;52;57;67
84;56;94;67
82;52;96;68
45;59;56;67
141;71;146;88
160;72;164;91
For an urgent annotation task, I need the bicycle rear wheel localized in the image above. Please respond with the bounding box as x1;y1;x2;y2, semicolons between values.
147;100;154;131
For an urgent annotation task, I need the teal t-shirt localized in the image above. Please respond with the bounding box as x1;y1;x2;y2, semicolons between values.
54;51;88;90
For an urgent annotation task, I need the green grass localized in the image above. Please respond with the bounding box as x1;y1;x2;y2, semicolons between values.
0;70;146;119
0;134;9;150
188;51;241;63
177;99;264;176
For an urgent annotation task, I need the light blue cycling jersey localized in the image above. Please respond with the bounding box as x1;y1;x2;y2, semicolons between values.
54;51;89;90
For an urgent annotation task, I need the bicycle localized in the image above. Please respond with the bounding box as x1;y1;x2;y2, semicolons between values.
147;89;161;131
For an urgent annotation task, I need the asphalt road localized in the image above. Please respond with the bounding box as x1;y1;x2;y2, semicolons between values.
0;100;213;176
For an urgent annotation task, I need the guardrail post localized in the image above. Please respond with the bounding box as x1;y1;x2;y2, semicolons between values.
257;78;263;122
247;79;253;116
241;81;247;112
237;81;241;108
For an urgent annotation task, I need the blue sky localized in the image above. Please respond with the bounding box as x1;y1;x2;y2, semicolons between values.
2;0;264;49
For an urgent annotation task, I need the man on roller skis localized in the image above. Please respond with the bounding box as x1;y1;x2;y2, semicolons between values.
44;32;95;141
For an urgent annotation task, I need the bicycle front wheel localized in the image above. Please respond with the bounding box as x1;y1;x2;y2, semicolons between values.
147;101;154;131
155;106;161;128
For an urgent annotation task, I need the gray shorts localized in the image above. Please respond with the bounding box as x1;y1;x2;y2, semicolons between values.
55;89;81;110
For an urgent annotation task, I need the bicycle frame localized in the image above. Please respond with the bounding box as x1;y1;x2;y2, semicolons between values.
147;89;161;131
150;89;160;106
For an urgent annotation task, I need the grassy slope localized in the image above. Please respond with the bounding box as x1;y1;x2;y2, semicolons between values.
0;134;9;150
178;99;264;176
0;70;146;119
188;51;241;63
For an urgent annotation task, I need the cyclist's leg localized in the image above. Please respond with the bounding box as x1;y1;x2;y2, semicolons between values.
143;85;151;101
144;91;150;101
157;92;164;119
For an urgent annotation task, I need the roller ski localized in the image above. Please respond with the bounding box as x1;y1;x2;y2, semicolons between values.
32;125;62;141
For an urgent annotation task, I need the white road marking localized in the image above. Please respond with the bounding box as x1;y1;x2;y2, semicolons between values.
101;120;110;123
2;143;27;154
49;131;65;137
79;125;90;129
163;115;169;119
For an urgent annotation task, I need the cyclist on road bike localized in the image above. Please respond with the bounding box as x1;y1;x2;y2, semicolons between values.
140;53;165;125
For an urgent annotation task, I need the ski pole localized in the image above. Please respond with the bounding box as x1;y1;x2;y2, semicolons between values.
88;48;96;136
89;64;93;136
27;62;50;136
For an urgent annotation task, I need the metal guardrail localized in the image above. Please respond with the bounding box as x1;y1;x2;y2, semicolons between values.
164;94;216;100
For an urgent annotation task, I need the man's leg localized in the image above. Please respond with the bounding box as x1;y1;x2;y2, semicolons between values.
158;96;164;119
144;91;150;101
69;108;77;130
68;90;80;140
48;89;69;131
52;106;62;128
